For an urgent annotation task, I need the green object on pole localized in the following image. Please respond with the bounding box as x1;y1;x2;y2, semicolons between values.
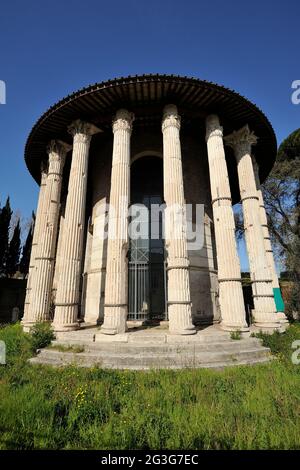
273;287;285;312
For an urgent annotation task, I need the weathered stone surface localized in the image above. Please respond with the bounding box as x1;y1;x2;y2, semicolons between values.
225;126;281;330
23;95;287;353
53;121;100;331
162;105;195;335
252;156;288;323
29;141;71;324
206;115;248;332
101;110;134;335
22;166;48;331
29;325;271;370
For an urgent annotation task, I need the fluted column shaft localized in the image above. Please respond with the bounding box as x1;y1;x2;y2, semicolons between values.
28;141;70;323
53;120;100;331
225;126;280;329
162;104;195;335
101;109;134;335
252;156;287;321
84;203;107;324
22;166;48;330
52;208;65;298
206;115;248;331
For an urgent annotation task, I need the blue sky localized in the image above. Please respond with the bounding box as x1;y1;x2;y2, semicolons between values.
0;0;299;269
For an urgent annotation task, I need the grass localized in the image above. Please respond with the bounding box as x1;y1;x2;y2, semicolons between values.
47;344;85;353
0;322;300;449
230;330;242;340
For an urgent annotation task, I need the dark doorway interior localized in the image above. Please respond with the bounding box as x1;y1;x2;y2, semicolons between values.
128;156;166;321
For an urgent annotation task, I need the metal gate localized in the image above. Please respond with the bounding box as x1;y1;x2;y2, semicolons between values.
128;262;150;320
128;260;167;321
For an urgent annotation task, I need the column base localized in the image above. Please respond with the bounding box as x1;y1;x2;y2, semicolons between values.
252;309;281;331
95;331;128;342
21;320;36;333
252;321;281;333
101;324;128;335
100;326;118;335
101;305;128;335
52;322;80;332
84;315;100;325
277;311;289;324
220;322;250;333
169;326;196;335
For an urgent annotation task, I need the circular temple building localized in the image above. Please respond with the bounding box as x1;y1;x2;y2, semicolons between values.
22;74;287;337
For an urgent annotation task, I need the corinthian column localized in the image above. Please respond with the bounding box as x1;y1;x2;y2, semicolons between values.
101;109;134;335
206;115;248;331
53;120;100;331
252;156;288;323
162;104;195;335
22;165;48;331
28;140;71;323
225;125;280;330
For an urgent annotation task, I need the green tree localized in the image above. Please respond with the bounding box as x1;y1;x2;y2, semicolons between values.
0;197;12;276
19;212;35;278
6;219;21;277
262;128;300;315
233;129;300;315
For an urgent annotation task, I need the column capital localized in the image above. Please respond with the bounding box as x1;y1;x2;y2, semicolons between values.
112;109;134;134
40;162;48;185
162;104;181;131
68;119;101;143
205;114;223;141
224;125;258;156
47;140;72;163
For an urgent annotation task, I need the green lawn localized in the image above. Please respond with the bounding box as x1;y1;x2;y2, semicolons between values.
0;322;300;450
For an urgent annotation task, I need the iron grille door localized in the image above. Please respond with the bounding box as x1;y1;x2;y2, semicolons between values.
128;261;150;320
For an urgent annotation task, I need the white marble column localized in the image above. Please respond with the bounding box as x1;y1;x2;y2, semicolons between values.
84;202;107;324
162;104;195;335
252;156;288;323
206;115;248;331
28;140;71;323
53;120;100;331
225;125;281;330
101;109;134;335
52;207;65;300
22;164;48;331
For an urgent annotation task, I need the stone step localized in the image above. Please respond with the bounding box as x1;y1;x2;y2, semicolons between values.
56;335;251;348
51;337;263;354
56;327;237;343
29;353;271;370
38;345;270;361
29;343;271;370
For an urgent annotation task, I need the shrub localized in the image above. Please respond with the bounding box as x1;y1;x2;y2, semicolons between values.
30;322;55;351
253;323;300;361
0;322;32;366
230;330;241;340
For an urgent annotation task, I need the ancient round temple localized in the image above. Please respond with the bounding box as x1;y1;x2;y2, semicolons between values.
22;74;287;337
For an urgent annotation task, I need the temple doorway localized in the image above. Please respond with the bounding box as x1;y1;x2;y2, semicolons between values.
128;156;167;321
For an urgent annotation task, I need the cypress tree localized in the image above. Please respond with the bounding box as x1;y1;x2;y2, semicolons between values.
6;219;21;277
19;212;35;278
0;197;12;276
